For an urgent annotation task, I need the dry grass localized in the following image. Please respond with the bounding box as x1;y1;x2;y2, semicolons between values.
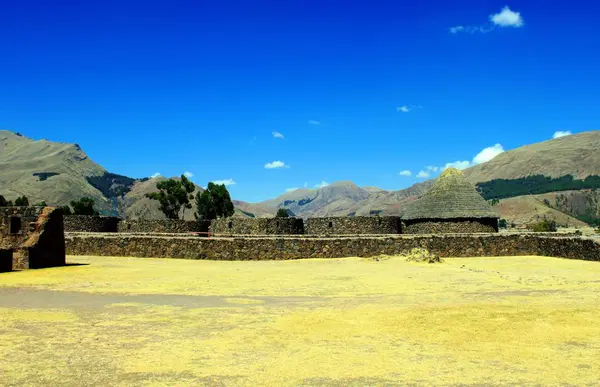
1;255;600;386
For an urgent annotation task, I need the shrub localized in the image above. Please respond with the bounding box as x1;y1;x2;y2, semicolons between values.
498;219;508;229
530;218;558;232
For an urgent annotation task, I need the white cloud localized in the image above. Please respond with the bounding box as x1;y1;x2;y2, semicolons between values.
472;143;505;164
183;171;194;178
490;6;524;27
441;144;505;171
314;181;329;188
308;120;321;125
398;170;412;177
150;172;161;179
212;178;236;186
426;165;439;172
553;130;572;139
285;187;298;192
444;160;472;170
272;131;284;139
416;170;430;178
396;104;423;113
264;160;289;169
450;6;523;34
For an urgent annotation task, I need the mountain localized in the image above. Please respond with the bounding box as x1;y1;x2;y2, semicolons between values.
1;129;599;226
257;131;600;225
463;131;600;183
0;130;109;210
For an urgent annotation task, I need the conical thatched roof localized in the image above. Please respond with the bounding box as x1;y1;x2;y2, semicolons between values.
403;168;498;220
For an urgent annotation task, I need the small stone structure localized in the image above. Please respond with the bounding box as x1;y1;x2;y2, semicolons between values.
210;217;305;235
64;233;599;262
305;216;402;235
0;206;65;271
403;168;499;234
118;219;211;234
64;215;120;232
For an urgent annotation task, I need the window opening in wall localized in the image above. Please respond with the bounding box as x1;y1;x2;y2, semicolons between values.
328;221;333;228
228;221;233;229
127;223;132;231
378;218;382;225
9;217;21;234
276;221;280;227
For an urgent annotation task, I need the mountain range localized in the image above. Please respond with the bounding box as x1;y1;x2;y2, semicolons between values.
1;129;599;226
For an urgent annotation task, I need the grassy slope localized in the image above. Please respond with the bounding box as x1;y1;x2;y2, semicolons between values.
0;130;110;209
1;255;599;385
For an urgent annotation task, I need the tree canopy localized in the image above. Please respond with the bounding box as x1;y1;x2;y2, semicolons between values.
70;197;99;216
145;175;195;219
14;196;29;206
0;195;8;207
276;208;290;218
195;182;235;220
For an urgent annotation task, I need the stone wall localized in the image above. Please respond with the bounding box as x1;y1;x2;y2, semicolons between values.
118;219;211;234
65;233;598;262
305;216;402;235
64;215;120;232
210;218;305;235
0;207;65;270
403;218;498;234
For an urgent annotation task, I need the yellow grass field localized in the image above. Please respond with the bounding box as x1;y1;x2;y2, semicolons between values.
1;255;600;386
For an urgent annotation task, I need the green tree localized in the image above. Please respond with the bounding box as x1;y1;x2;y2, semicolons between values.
70;197;99;216
498;219;508;229
276;208;290;218
0;195;8;207
14;196;29;206
195;182;234;220
37;201;48;207
145;175;195;219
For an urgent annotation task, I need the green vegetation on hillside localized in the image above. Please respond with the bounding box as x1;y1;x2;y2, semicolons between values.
86;172;147;199
195;182;234;220
477;175;600;200
32;172;60;181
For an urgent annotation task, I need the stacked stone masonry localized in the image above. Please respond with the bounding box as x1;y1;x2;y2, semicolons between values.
65;233;600;262
64;215;120;232
210;217;304;235
403;218;499;234
0;206;66;271
305;216;402;235
118;219;211;234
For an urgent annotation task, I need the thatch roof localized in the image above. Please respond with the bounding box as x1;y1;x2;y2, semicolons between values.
402;168;498;220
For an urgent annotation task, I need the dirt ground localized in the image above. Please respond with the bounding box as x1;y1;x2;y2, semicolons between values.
1;255;599;386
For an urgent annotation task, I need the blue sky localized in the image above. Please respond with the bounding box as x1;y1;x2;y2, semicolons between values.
1;1;599;202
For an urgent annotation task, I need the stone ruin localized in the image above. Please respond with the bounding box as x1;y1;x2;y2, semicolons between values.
0;206;65;272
